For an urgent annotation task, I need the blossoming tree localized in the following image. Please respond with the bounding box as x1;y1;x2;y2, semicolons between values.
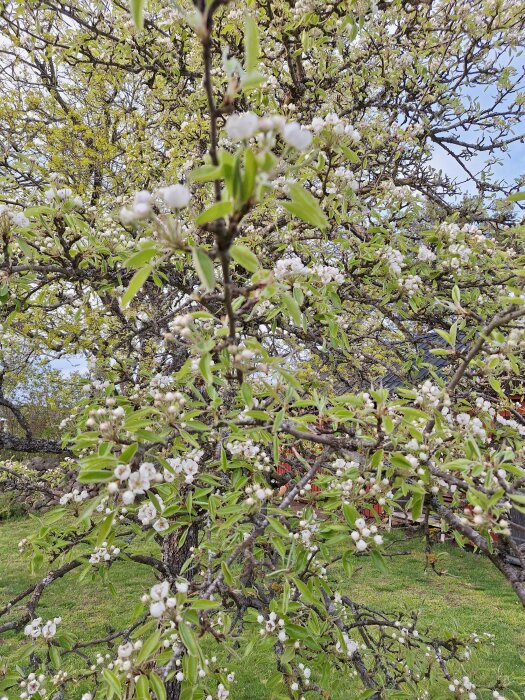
1;0;525;698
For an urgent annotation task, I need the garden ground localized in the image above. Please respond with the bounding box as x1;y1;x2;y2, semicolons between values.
0;516;524;698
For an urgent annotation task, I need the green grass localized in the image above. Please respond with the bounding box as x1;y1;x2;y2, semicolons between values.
1;517;524;698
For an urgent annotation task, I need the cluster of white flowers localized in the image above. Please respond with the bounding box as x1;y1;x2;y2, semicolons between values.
227;439;271;472
282;121;313;150
447;242;472;271
159;184;192;209
245;483;273;505
225;112;312;151
152;389;188;416
475;397;495;416
297;662;312;687
350;518;383;551
338;631;359;657
391;620;420;646
456;413;487;441
19;673;47;698
382;182;422;204
143;579;189;619
89;541;121;564
414;380;445;409
85;399;127;435
120;184;191;224
311;263;345;284
166;313;195;341
59;487;89;505
24;616;61;640
18;538;28;551
382;246;405;276
332;458;359;476
110;461;164;505
0;204;30;228
225;112;261;140
164;449;203;485
213;685;230;700
44;186;83;209
228;343;257;369
137;497;165;527
291;0;318;20
274;255;344;285
359;392;375;411
417;244;436;262
448;676;477;699
438;222;482;240
333;166;359;191
495;412;525;437
105;638;144;673
299;515;321;549
329;458;359;501
274;255;308;279
398;274;422;296
149;373;173;390
258;611;287;642
310;112;361;141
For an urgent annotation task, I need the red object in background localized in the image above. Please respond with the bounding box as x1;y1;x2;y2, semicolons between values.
277;448;320;493
361;484;385;519
275;398;525;516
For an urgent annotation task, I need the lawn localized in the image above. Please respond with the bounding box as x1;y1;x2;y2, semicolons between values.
0;516;524;698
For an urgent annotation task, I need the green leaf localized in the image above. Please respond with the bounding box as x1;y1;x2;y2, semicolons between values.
340;145;360;164
282;292;302;326
129;0;145;29
120;443;138;463
78;469;114;483
242;149;257;203
294;578;317;606
221;560;233;586
195;200;232;225
103;668;122;699
149;672;166;700
189;599;221;610
230;244;258;272
190;164;223;182
178;621;199;656
49;644;61;669
343;503;359;528
192;248;215;292
267;516;289;537
135;675;151;700
507;191;525;202
198;354;213;384
245;16;260;72
137;630;161;664
96;512;115;547
242;71;265;91
411;493;424;521
282;184;328;230
121;265;153;309
124;245;158;269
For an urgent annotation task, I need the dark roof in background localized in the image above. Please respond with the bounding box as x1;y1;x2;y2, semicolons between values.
331;330;470;397
380;330;469;391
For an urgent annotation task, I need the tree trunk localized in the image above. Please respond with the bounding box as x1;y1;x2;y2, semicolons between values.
163;521;199;700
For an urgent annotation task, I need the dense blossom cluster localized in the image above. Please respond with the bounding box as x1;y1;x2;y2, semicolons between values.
24;617;61;640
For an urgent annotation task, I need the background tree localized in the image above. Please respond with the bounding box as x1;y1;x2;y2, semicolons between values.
1;0;525;699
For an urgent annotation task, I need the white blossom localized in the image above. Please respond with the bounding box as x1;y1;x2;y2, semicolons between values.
225;112;259;141
282;122;313;151
160;184;191;209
